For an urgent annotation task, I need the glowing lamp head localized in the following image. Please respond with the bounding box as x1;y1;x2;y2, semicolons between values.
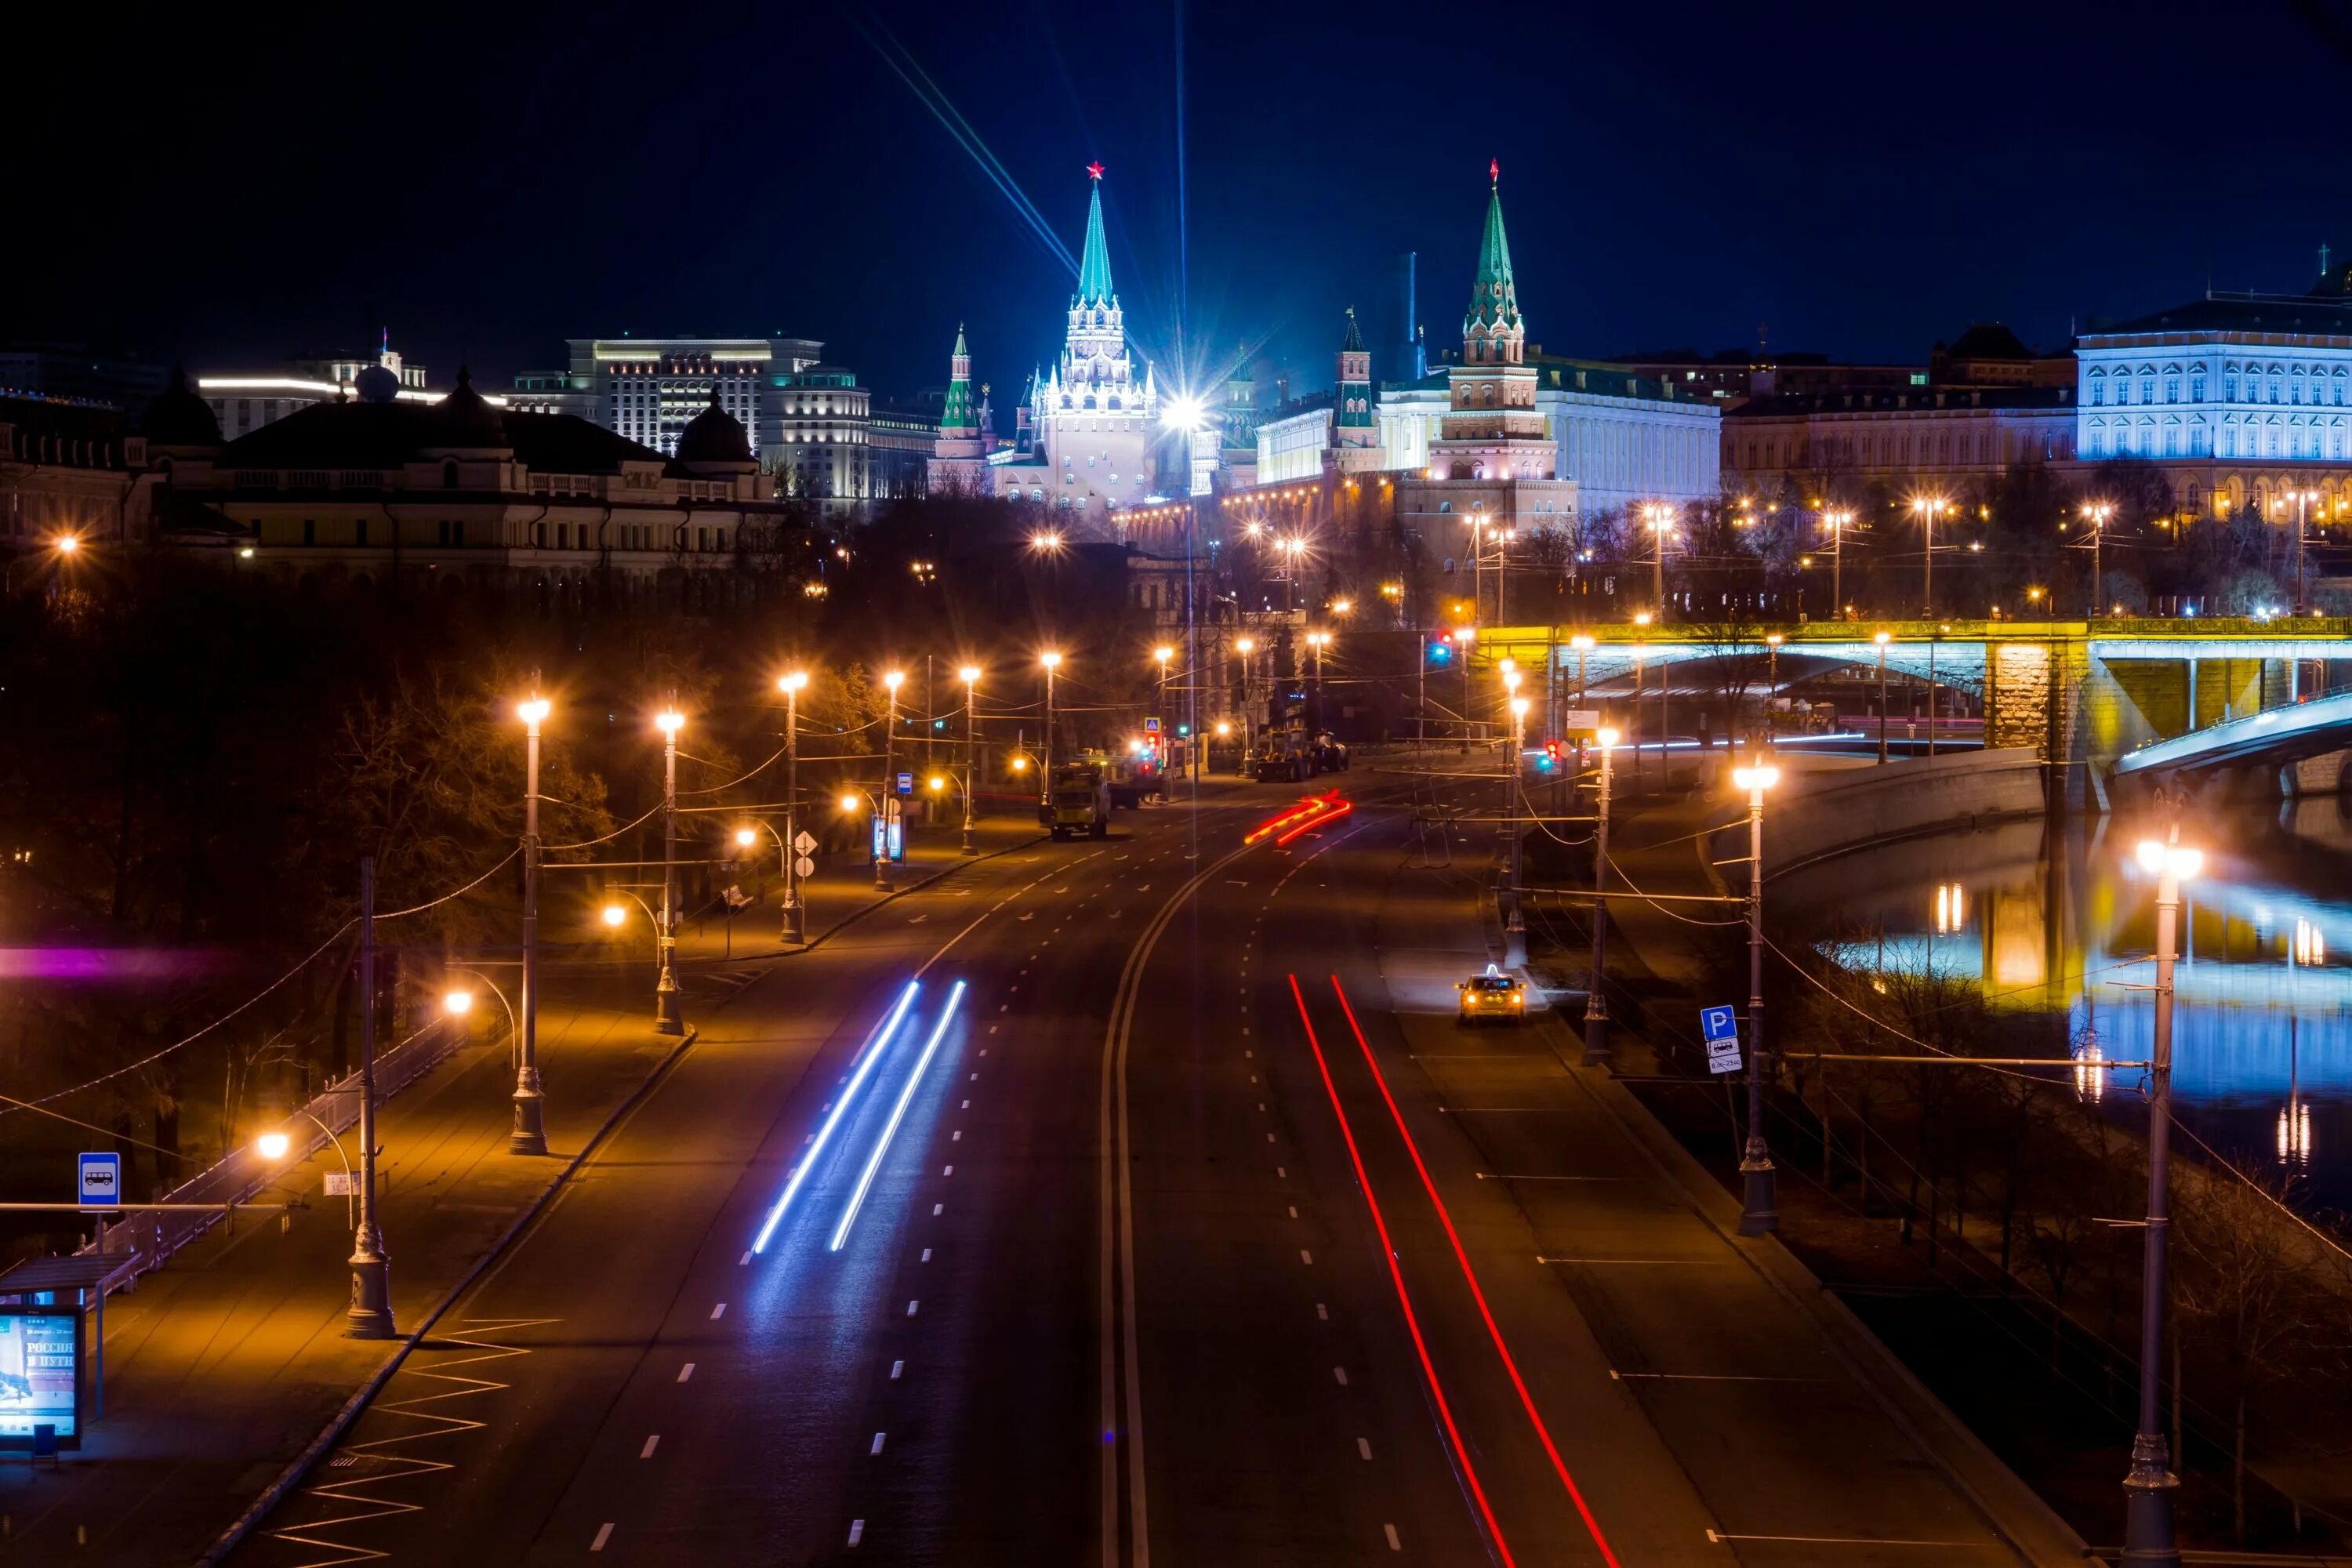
655;709;685;735
928;775;946;792
601;903;627;928
443;989;474;1016
779;671;809;695
2135;840;2202;879
1509;696;1530;717
1154;645;1174;665
735;827;757;848
1214;720;1232;736
1454;626;1475;644
1570;633;1595;651
1874;630;1893;646
1235;637;1254;655
53;534;80;556
838;793;861;814
882;670;904;693
1765;633;1784;647
256;1131;292;1162
517;697;551;726
1595;726;1621;750
1011;755;1029;772
957;665;982;684
1502;669;1522;692
1634;612;1653;626
1733;764;1780;792
1332;598;1352;615
1040;650;1062;670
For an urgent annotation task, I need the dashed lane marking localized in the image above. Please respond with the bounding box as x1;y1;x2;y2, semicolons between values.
640;1435;659;1458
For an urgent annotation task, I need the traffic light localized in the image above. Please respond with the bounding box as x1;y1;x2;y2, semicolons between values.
1542;740;1562;770
1177;722;1190;736
1428;637;1451;665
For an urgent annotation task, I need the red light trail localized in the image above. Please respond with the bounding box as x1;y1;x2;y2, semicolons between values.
1243;789;1348;848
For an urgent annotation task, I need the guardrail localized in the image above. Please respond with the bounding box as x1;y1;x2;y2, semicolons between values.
74;1018;465;1297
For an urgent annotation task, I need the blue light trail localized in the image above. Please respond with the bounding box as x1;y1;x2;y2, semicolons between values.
751;981;920;1255
830;979;967;1252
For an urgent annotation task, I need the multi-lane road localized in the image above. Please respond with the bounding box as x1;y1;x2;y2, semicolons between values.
234;775;2061;1566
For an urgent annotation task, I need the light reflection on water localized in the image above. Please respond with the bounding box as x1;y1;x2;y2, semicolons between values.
1780;799;2352;1211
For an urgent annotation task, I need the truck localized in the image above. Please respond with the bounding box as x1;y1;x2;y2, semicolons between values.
1047;760;1111;840
1254;732;1310;782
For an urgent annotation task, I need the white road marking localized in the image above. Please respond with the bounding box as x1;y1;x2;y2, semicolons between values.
1287;1207;1298;1218
1333;1367;1348;1385
710;1303;726;1320
870;1432;887;1454
677;1363;695;1382
952;1131;962;1142
978;1049;987;1056
907;1300;920;1316
1277;1167;1286;1178
1244;1050;1253;1058
961;1099;969;1108
1385;1523;1402;1552
1477;1173;1631;1182
943;1164;953;1175
640;1435;659;1458
920;1248;932;1262
848;1520;866;1546
591;1523;615;1552
1357;1438;1373;1461
933;1203;944;1215
739;1251;751;1265
1301;1250;1313;1265
999;1004;1010;1013
891;1360;905;1380
1316;1303;1328;1320
1266;1132;1276;1142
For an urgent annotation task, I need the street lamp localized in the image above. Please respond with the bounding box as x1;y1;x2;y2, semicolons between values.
1910;494;1950;617
1454;625;1476;753
1040;652;1062;810
512;695;552;1153
1762;633;1784;745
1731;759;1781;1236
2290;487;2321;615
2081;503;2114;620
878;671;905;891
777;671;809;942
1504;694;1531;963
2122;835;2200;1564
1874;631;1893;764
1821;506;1853;616
1233;636;1256;765
1305;630;1332;731
959;665;982;855
1642;503;1675;620
653;706;686;1036
1583;727;1619;1065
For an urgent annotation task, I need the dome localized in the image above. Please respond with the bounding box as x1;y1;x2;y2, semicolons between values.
430;365;506;447
354;362;401;404
141;367;222;448
2313;260;2352;299
676;390;753;466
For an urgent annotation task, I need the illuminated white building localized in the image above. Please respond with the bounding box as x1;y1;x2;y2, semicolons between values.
198;336;496;440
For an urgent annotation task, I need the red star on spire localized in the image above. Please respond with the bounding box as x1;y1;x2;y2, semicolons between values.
1489;157;1500;183
1087;161;1105;181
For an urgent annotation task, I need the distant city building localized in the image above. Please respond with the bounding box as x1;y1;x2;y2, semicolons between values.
769;365;872;503
506;337;821;463
1612;347;1926;407
867;398;938;499
0;344;170;413
1724;384;2078;488
985;167;1163;522
195;336;480;440
1931;323;2074;390
140;369;801;612
1;389;136;546
1250;310;1391;485
2073;260;2352;518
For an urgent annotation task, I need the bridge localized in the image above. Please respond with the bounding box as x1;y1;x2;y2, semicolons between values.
1465;617;2352;806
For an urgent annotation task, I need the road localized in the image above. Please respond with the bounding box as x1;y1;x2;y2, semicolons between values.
234;773;2061;1566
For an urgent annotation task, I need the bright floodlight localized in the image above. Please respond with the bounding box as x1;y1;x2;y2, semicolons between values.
1040;650;1063;670
256;1131;292;1161
1596;726;1621;749
735;827;757;848
839;793;862;813
443;989;474;1016
2136;841;2202;879
655;709;685;735
928;775;946;792
883;670;904;692
1163;393;1207;433
1733;763;1781;791
601;903;627;927
1029;530;1065;552
779;670;809;694
958;665;982;684
517;697;551;726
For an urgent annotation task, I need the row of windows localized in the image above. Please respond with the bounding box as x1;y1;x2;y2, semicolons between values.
2088;361;2348;407
2082;424;2351;459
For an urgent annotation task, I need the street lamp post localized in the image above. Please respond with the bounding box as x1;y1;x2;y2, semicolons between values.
1911;495;1947;618
1154;644;1174;759
2292;487;2320;615
1824;506;1851;616
1733;760;1780;1236
1040;652;1062;809
879;671;904;890
654;706;685;1035
2082;503;2113;620
1234;636;1255;768
1582;727;1618;1065
1305;631;1330;732
1875;630;1893;764
1505;691;1530;965
1454;625;1475;754
512;696;551;1154
779;672;808;942
960;665;982;854
1762;633;1783;746
1643;503;1675;621
347;856;394;1338
2121;835;2198;1565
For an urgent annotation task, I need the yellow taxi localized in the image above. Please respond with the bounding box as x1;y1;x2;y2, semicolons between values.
1457;964;1527;1025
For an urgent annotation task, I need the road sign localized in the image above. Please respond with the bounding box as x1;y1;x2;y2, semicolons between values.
1563;709;1602;732
1144;716;1161;733
794;855;815;879
323;1171;358;1197
793;830;817;856
1700;1004;1744;1075
896;771;913;797
76;1152;120;1209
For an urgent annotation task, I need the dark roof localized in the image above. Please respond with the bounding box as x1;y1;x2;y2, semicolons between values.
220;399;666;473
1729;385;2074;419
430;366;506;448
2090;293;2352;338
675;393;752;465
142;367;223;447
1940;322;2034;361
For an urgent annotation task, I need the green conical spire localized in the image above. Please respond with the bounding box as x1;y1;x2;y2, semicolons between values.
1466;163;1522;335
1076;166;1114;307
942;324;975;434
1341;306;1366;353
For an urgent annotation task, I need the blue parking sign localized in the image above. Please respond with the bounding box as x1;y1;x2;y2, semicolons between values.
1700;1006;1743;1075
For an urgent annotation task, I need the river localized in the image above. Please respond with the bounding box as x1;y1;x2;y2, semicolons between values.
1773;799;2352;1216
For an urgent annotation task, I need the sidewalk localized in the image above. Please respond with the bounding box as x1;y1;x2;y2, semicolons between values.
0;814;1040;1566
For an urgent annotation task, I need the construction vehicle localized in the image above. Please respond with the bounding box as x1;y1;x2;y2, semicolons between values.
1254;731;1310;782
1047;760;1112;840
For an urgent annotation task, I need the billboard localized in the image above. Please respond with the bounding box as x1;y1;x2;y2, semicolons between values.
0;1309;78;1444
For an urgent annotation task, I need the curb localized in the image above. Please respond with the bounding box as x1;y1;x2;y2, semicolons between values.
194;1023;702;1568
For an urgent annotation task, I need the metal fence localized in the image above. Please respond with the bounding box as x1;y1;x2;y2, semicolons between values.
75;1019;464;1296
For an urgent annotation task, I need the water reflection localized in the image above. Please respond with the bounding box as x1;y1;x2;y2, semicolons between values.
1779;803;2352;1210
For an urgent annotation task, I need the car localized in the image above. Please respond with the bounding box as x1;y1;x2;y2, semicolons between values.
1456;964;1526;1025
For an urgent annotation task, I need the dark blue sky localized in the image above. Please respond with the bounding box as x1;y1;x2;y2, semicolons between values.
15;0;2349;403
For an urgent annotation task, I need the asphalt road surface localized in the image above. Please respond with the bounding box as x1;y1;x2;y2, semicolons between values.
235;775;2045;1566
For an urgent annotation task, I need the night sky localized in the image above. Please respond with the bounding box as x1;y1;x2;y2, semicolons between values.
16;0;2350;404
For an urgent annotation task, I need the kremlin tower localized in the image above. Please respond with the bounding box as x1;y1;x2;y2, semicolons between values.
928;325;987;493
